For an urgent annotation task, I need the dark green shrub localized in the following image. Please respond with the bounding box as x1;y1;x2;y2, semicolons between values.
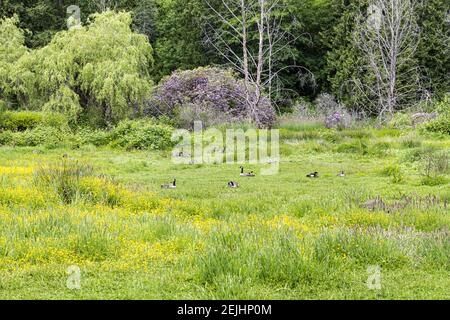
111;119;174;150
0;111;68;132
0;111;43;131
422;95;450;135
380;165;404;183
41;112;69;129
77;128;112;147
0;131;13;145
420;176;448;186
423;117;450;135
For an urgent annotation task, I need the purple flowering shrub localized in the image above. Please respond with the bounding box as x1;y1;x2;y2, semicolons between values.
315;93;354;129
325;112;346;129
146;67;275;128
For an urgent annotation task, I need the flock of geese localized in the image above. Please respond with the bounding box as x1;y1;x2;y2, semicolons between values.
161;167;346;189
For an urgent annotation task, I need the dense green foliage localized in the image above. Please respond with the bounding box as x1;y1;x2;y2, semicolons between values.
416;0;450;98
0;110;67;131
423;95;450;135
323;1;367;109
0;11;154;126
324;0;449;109
0;111;174;150
1;112;177;151
1;1;448;120
110;119;174;150
0;15;28;109
151;0;213;80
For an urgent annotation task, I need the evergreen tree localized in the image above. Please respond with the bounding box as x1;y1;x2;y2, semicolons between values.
152;0;213;80
322;0;368;110
416;0;450;99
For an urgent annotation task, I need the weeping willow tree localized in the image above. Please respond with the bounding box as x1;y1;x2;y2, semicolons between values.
0;15;28;110
2;11;154;125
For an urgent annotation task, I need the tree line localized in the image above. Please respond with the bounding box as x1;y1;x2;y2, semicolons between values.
0;0;448;125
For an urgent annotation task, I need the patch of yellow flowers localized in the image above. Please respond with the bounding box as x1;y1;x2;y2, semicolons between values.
0;166;207;272
0;166;34;176
0;163;424;276
344;211;393;228
0;185;54;207
264;214;315;234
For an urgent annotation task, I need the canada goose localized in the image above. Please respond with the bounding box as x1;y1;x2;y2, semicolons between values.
228;181;239;188
306;171;319;178
240;166;255;177
62;154;68;158
337;171;346;177
173;151;191;158
180;151;192;158
161;179;177;189
212;147;225;154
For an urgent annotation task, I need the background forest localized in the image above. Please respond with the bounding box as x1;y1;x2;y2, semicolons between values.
0;0;448;134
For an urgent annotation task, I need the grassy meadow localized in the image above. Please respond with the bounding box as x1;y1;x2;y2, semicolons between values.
0;122;449;299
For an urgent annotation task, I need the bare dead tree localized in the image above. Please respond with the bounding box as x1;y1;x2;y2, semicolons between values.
204;0;313;124
353;0;421;120
89;0;118;12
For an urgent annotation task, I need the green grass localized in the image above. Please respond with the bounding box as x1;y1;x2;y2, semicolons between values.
0;126;449;300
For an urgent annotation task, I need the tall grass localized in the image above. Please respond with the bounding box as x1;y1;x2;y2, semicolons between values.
196;227;341;289
33;157;93;204
0;123;449;299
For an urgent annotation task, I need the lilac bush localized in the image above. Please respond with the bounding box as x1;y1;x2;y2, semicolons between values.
325;112;344;129
315;93;357;129
145;67;275;128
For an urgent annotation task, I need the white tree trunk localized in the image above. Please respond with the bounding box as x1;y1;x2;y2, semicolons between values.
354;0;420;120
204;0;309;125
